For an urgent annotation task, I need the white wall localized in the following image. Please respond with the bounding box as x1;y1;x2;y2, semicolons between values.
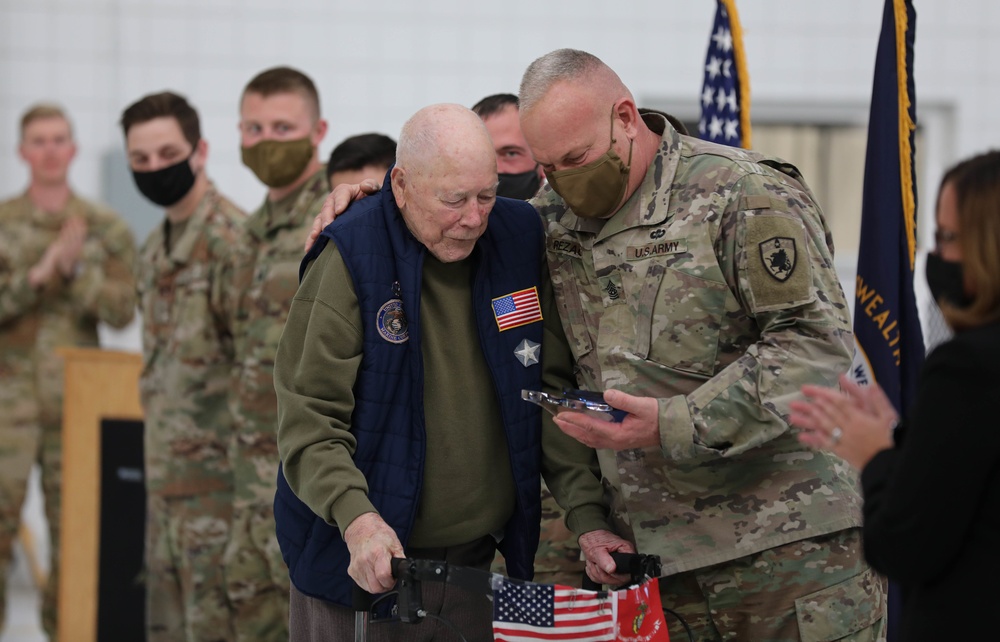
2;0;996;226
2;0;990;359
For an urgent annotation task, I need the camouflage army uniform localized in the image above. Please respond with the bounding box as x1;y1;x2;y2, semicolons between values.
136;184;245;642
222;167;328;641
0;192;136;637
534;113;885;640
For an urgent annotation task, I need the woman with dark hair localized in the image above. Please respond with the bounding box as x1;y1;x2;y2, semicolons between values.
789;150;1000;641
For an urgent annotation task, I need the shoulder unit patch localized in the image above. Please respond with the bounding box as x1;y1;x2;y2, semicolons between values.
759;236;797;282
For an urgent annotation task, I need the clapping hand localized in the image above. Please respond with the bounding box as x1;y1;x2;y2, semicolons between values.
789;374;897;469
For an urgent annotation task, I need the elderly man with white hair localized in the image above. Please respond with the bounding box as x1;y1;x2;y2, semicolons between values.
272;103;629;641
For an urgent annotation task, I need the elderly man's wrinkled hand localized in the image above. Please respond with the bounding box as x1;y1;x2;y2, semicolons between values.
553;389;660;450
343;512;405;594
304;179;381;252
578;529;635;586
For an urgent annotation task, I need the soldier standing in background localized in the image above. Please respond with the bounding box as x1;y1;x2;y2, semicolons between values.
0;104;136;638
121;91;246;642
325;132;396;188
471;93;545;201
222;66;329;641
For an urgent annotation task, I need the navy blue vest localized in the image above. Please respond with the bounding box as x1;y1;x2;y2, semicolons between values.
274;179;546;608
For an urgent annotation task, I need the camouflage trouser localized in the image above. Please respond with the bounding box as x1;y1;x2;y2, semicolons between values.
146;491;234;642
0;414;61;639
491;481;585;586
222;502;289;642
658;528;886;641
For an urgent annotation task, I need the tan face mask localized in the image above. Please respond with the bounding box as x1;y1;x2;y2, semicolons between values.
544;108;633;219
241;137;314;188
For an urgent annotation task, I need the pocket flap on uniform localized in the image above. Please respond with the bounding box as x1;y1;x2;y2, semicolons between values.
794;567;885;641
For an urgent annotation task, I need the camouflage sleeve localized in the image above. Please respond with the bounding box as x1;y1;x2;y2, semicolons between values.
0;253;40;325
207;226;245;347
214;235;256;351
274;241;371;528
68;216;137;328
538;261;611;536
657;171;854;458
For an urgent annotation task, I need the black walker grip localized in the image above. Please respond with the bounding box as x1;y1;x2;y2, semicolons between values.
581;552;663;590
352;583;374;612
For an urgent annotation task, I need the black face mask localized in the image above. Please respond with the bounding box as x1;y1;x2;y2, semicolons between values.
926;252;973;308
132;155;196;207
497;167;541;200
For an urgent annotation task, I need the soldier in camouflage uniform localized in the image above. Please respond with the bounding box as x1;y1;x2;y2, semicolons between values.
0;104;136;638
122;91;246;642
516;49;885;640
222;67;329;642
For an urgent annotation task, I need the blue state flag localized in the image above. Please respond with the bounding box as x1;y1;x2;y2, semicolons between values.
851;0;923;418
699;0;751;148
851;3;922;639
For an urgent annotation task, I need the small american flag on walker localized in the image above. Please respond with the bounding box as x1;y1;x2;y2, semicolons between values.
491;576;669;641
492;287;543;331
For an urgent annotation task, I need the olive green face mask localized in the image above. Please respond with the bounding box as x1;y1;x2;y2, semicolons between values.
544;108;633;219
241;137;314;188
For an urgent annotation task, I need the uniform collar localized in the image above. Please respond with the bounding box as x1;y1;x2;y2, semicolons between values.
24;191;83;230
164;183;218;265
247;166;328;240
551;113;682;242
594;113;682;243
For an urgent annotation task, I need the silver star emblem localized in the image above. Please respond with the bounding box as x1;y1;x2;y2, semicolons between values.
513;339;541;367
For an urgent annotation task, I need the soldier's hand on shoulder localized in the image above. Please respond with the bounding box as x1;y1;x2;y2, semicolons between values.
304;178;381;252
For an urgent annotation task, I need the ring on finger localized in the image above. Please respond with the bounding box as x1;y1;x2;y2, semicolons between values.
830;426;843;445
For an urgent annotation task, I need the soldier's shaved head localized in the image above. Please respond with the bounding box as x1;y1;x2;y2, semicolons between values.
517;49;661;216
518;48;632;116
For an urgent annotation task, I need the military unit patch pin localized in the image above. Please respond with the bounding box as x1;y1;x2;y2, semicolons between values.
376;298;408;343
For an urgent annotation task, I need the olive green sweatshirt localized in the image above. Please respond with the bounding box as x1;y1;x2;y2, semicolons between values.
275;239;610;548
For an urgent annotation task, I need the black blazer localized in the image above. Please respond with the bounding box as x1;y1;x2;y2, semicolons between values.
861;320;1000;641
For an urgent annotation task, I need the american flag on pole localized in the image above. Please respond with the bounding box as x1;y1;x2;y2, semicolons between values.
491;578;670;641
699;0;751;148
492;287;543;332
